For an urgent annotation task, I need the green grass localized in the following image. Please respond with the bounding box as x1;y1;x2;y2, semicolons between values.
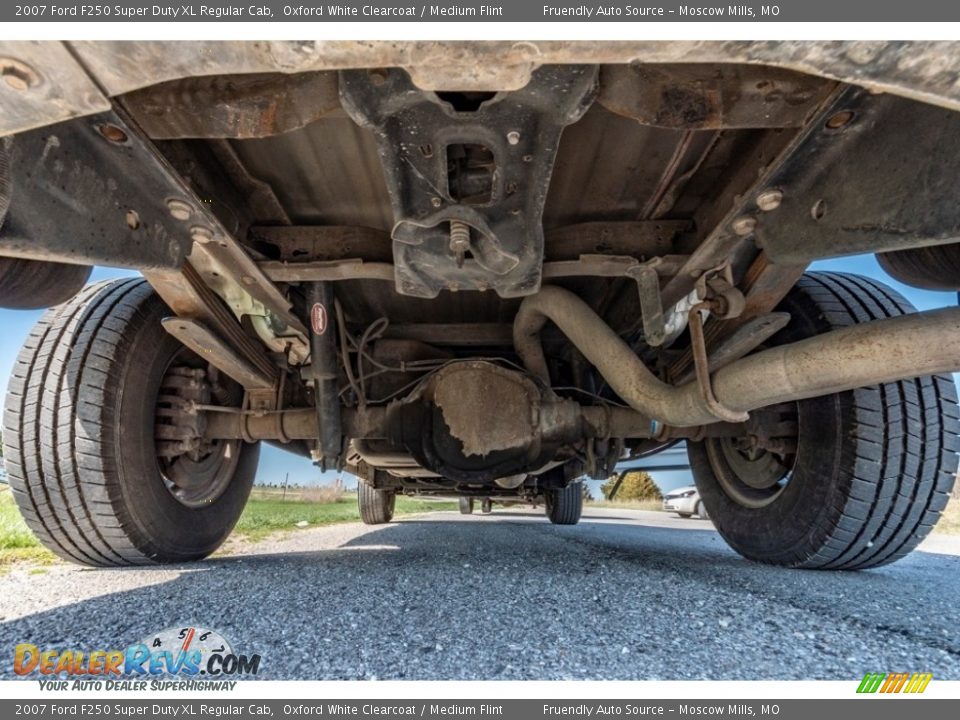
0;483;457;565
936;498;960;535
0;487;39;549
233;493;457;541
0;487;56;568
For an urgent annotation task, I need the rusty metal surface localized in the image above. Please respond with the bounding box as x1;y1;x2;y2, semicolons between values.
257;253;690;284
206;140;291;226
433;361;539;457
544;104;711;229
543;221;687;259
122;72;340;139
544;254;687;280
335;277;518;328
144;263;280;384
63;41;960;115
5;41;960;138
515;285;960;428
666;312;790;385
0;111;192;270
161;317;277;390
203;406;388;443
199;395;661;444
687;301;750;424
248;225;393;261
666;254;808;383
188;237;309;362
231;114;394;229
340;64;598;299
658;88;832;310
598;64;835;130
0;41;109;137
248;221;689;263
672;312;792;386
260;258;395;282
0;105;308;363
380;323;513;346
751;87;960;263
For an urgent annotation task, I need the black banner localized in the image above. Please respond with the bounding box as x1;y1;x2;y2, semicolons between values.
2;700;958;719
5;1;960;23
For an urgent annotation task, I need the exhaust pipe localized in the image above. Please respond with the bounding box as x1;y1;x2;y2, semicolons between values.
513;286;960;427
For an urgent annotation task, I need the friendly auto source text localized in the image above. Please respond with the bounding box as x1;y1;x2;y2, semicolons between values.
542;5;778;17
544;706;779;717
23;4;779;18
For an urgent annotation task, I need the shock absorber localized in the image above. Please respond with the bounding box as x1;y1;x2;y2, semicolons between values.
305;282;342;469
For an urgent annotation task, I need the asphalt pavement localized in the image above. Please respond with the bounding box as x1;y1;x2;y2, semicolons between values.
1;508;959;680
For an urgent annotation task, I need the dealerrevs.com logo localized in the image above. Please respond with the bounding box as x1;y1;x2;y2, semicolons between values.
14;626;261;691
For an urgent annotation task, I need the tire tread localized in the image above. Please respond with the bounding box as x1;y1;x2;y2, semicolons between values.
767;273;955;569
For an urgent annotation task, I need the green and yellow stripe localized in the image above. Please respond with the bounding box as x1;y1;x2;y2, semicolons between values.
857;672;932;694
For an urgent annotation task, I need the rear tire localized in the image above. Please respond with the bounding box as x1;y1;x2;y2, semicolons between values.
545;481;583;525
0;257;92;310
689;272;959;569
358;483;395;524
876;244;960;291
2;279;258;566
458;497;474;515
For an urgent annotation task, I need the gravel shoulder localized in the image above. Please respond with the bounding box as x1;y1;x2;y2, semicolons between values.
1;508;958;680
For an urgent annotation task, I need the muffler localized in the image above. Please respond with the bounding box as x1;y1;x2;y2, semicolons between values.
513;286;960;427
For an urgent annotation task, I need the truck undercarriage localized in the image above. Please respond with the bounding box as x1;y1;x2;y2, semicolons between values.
2;41;959;568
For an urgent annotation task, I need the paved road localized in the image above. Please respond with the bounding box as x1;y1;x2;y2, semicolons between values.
1;509;959;680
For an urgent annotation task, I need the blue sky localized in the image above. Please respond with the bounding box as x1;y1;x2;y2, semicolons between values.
0;254;955;493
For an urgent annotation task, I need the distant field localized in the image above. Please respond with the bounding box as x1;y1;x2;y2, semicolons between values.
0;484;457;567
0;485;956;568
236;489;457;540
587;499;663;512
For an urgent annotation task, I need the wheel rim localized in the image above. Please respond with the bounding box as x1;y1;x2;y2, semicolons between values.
154;357;242;508
706;403;798;509
157;442;241;508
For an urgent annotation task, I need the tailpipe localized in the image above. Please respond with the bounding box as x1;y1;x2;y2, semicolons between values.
513;286;960;427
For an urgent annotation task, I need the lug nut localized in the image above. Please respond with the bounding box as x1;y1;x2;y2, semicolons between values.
732;216;757;236
166;199;193;221
756;189;783;212
507;131;521;145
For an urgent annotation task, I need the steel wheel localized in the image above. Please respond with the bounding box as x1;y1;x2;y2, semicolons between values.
704;403;798;509
155;361;242;508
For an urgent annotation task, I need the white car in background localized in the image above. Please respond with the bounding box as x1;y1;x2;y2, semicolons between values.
663;486;709;520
